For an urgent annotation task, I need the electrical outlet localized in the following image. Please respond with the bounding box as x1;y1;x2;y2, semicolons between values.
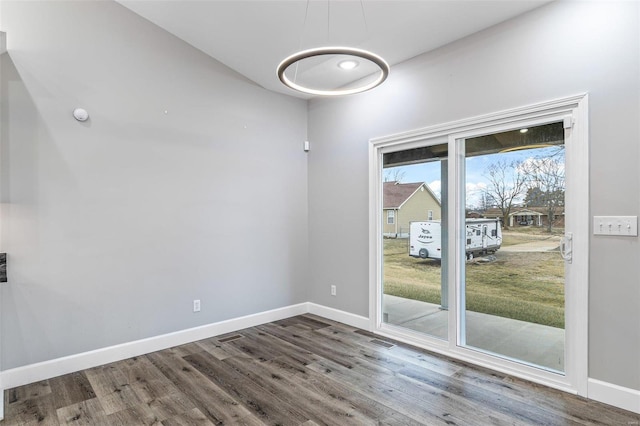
193;299;201;312
330;285;336;296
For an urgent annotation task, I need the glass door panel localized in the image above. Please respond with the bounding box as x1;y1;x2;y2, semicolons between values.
381;143;449;340
461;122;566;372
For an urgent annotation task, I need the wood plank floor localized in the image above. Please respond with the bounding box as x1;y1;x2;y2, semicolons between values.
3;315;639;425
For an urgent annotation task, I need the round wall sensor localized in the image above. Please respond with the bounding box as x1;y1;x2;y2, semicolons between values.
73;108;89;122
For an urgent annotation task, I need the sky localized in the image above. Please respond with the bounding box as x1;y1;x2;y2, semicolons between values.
384;146;564;208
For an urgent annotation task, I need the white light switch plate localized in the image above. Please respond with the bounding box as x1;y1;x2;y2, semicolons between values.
593;216;638;236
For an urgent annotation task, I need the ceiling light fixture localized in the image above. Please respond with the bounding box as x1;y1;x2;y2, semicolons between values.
338;59;359;70
276;1;389;96
520;128;529;133
277;47;389;96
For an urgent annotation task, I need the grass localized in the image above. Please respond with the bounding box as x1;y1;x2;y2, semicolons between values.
501;227;564;245
383;231;565;328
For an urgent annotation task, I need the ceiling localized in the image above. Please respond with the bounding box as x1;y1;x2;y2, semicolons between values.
385;122;564;167
116;0;553;99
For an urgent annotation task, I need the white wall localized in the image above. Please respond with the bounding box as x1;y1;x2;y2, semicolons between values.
0;1;308;369
308;1;640;392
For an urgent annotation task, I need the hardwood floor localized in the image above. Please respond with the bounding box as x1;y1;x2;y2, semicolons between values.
3;315;639;425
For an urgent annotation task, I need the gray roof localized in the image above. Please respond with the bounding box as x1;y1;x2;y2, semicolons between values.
383;182;424;209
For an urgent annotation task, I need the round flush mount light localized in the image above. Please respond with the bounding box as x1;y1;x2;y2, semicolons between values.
337;59;359;70
519;128;529;133
73;108;89;122
277;46;389;96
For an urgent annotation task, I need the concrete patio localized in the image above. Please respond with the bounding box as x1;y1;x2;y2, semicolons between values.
383;294;565;372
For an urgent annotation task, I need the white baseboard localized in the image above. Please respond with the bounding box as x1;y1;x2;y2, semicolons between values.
0;372;3;421
1;303;308;390
3;303;638;417
588;378;640;414
0;302;366;391
307;302;370;330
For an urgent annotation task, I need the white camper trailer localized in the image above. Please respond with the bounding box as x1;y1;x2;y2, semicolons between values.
409;218;502;260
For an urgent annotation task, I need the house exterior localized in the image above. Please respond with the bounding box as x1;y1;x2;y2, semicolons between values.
383;181;441;237
466;210;484;219
483;207;565;228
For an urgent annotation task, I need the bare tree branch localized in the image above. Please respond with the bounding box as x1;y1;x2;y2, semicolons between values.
384;168;406;183
482;160;528;228
521;152;565;232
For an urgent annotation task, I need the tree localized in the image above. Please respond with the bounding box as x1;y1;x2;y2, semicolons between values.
521;154;565;232
476;191;490;213
524;187;545;206
524;186;564;208
384;168;406;183
482;160;528;228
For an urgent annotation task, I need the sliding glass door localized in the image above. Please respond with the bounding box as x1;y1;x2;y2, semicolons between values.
371;96;588;394
460;122;566;372
380;141;449;341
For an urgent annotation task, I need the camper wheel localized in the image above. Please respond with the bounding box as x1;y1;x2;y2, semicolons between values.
467;252;474;261
419;248;429;259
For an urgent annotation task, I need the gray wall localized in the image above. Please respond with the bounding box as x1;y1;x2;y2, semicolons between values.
308;1;640;391
0;1;308;369
1;0;638;395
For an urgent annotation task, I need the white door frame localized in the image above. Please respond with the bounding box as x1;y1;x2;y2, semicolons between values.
369;94;589;396
0;31;8;421
0;32;6;421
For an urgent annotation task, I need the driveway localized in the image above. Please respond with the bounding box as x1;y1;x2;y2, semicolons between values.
501;235;561;252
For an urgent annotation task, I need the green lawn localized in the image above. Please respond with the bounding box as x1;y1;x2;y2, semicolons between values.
383;232;565;328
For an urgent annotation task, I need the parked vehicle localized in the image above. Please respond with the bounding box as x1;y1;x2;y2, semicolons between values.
409;219;502;260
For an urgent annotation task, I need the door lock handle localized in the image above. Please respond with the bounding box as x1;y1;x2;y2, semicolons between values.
560;232;573;263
